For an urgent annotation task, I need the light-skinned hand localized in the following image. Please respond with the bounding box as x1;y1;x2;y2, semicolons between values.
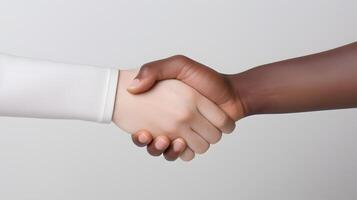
112;69;235;161
127;56;245;161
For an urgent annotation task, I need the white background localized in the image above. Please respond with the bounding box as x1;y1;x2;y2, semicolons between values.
0;0;356;199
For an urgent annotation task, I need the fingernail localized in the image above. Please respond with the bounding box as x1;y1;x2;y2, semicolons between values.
173;141;184;152
155;139;167;150
138;134;148;143
128;78;140;90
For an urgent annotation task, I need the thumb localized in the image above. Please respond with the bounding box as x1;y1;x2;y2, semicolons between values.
126;55;187;94
126;74;157;94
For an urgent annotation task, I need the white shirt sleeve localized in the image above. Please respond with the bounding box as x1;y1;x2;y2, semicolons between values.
0;53;118;123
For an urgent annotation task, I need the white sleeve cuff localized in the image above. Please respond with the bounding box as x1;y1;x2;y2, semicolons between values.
0;53;119;123
101;68;119;123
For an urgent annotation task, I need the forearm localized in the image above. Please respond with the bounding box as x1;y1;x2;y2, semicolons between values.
0;53;118;122
229;42;357;116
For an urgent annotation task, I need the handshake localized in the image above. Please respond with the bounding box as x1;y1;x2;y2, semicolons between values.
112;55;245;161
0;42;353;161
112;42;357;161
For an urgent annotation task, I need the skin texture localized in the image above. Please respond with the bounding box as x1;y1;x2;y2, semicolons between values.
112;69;235;161
128;41;357;161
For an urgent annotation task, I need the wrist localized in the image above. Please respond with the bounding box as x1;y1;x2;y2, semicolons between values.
226;72;256;117
112;69;139;123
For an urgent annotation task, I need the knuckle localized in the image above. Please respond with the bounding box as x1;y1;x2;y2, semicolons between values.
176;108;194;123
164;123;181;135
139;63;155;76
180;153;195;162
210;131;222;144
171;54;190;64
226;123;236;134
216;114;231;130
195;143;210;154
